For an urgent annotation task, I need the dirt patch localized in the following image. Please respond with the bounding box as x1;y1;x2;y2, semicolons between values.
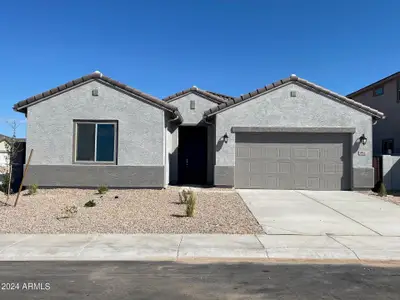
0;189;263;234
358;190;400;205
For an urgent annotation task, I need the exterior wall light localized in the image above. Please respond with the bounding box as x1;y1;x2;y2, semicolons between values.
223;133;229;143
359;134;367;145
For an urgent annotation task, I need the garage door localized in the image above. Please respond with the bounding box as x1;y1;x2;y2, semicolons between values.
235;132;351;190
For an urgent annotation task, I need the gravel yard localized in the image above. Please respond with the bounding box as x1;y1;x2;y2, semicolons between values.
0;189;263;234
359;190;400;205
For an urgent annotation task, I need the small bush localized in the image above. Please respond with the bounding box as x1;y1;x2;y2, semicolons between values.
98;185;108;194
59;205;78;219
28;184;38;195
378;182;387;197
186;190;197;217
179;188;191;204
84;200;96;207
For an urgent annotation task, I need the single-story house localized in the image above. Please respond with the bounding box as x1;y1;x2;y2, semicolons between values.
0;134;26;189
13;72;384;190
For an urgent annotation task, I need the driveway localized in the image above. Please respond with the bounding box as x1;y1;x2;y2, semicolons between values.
238;190;400;236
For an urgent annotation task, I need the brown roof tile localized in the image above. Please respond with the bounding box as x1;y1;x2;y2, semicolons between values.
163;87;231;104
204;74;385;119
13;72;183;123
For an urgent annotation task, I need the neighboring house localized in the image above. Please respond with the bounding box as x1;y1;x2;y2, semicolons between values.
0;135;10;176
0;134;26;188
13;72;384;191
347;72;400;155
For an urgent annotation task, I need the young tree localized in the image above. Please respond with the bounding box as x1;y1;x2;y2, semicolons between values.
3;120;23;202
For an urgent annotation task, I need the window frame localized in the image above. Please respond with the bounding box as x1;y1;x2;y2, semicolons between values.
382;138;394;155
373;85;384;97
73;120;118;165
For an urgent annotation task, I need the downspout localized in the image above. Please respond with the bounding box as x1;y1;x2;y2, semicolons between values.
167;114;180;123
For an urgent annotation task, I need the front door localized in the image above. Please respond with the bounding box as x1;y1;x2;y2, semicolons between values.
178;126;208;185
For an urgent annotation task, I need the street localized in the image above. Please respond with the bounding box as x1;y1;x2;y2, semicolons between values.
0;261;399;299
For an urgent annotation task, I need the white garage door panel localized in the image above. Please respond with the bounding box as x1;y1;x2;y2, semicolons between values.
235;132;351;190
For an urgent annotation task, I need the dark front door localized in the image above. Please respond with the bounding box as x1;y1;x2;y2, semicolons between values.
178;126;208;185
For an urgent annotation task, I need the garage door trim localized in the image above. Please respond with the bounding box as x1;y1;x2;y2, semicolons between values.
231;126;356;133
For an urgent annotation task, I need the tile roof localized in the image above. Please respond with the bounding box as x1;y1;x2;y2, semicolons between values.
347;71;400;98
13;72;183;123
203;74;385;119
205;90;235;101
0;134;25;143
163;87;230;104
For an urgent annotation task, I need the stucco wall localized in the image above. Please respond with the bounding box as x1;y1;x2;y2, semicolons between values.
382;155;400;190
0;141;7;152
215;82;374;188
0;141;8;168
351;79;399;155
26;80;165;166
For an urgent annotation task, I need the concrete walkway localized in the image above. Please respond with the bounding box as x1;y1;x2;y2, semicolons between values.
1;234;400;262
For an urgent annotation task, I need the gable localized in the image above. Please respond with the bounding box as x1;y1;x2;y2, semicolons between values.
14;72;182;123
27;80;165;118
215;83;373;127
204;75;385;119
163;87;228;104
167;92;218;124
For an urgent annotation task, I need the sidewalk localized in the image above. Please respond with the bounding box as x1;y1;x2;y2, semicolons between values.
1;234;400;262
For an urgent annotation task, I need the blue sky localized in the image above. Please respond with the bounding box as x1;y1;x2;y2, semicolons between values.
0;0;399;137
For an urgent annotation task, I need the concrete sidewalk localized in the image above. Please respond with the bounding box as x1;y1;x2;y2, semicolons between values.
1;234;400;262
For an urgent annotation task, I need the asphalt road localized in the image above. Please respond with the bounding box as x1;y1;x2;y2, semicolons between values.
0;261;399;299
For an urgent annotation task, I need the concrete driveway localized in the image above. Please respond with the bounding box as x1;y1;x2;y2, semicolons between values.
238;190;400;236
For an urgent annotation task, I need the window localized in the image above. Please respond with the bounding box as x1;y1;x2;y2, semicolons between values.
382;139;394;154
75;121;117;163
373;85;384;97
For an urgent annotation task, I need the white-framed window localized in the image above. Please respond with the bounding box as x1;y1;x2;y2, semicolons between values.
74;121;117;163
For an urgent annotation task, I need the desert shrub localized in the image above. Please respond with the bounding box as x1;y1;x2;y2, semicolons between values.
28;184;38;195
186;190;197;217
378;181;387;197
179;188;192;204
98;185;108;194
0;173;11;194
84;200;96;207
59;205;78;219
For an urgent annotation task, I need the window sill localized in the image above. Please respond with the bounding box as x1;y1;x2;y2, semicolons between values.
73;161;117;166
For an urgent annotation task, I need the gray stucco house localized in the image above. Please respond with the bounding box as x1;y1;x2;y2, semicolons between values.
347;71;400;155
13;72;384;190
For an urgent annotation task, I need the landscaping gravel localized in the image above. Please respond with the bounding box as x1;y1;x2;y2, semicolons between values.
0;189;263;234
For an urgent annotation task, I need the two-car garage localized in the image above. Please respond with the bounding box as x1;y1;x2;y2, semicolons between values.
205;75;384;191
234;132;352;190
